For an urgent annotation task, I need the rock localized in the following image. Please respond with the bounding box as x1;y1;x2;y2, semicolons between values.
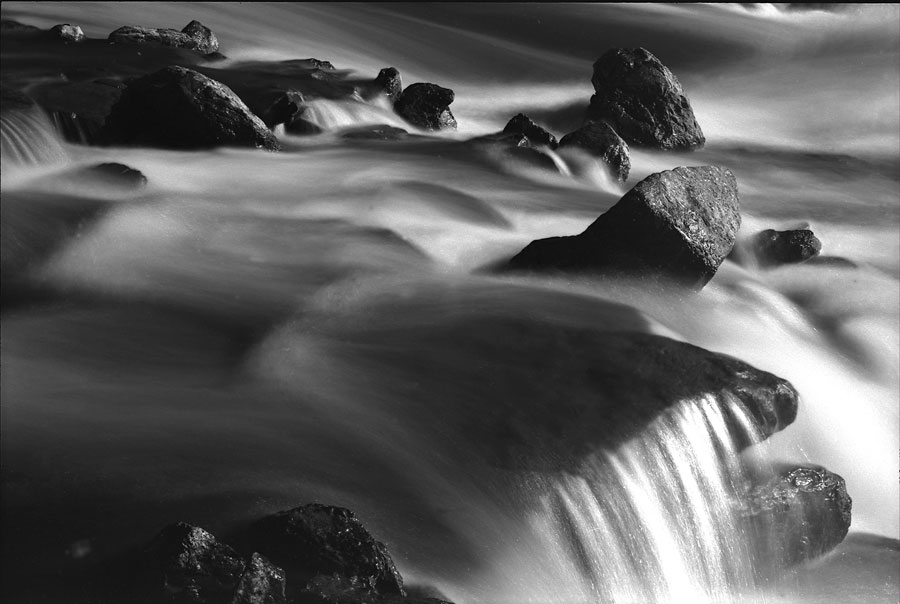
0;19;41;34
140;523;247;603
587;47;705;150
104;66;280;150
49;23;85;42
469;131;559;172
285;113;323;135
507;165;740;289
108;20;219;55
341;125;408;141
373;68;402;103
751;228;822;267
297;575;453;604
1;85;36;112
84;162;148;188
742;465;852;570
558;121;630;181
251;504;404;596
394;83;456;131
232;552;287;604
249;90;306;128
502;113;558;149
32;78;125;145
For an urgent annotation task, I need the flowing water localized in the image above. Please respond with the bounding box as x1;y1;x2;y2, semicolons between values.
1;3;898;604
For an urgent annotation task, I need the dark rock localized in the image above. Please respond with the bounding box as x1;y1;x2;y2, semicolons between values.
751;228;822;267
502;113;558;149
341;125;408;141
248;90;306;128
742;465;852;571
559;121;630;181
285;113;323;136
1;85;36;112
104;66;280;150
252;504;404;596
394;83;456;131
232;552;287;604
140;522;246;603
108;20;219;55
507;165;740;289
31;78;124;145
49;23;85;42
587;47;705;150
373;68;402;103
84;162;148;187
298;576;453;604
468;131;559;172
1;19;41;34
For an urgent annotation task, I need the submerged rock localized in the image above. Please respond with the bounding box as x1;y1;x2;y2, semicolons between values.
502;113;558;149
108;20;219;55
49;23;84;42
104;66;280;150
742;465;852;570
84;162;148;188
750;228;822;267
559;121;630;181
394;83;456;131
587;47;705;150
341;125;408;141
373;67;402;103
469;131;559;171
252;504;404;597
507;165;740;289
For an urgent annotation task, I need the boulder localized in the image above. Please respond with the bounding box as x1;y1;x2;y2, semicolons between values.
232;552;287;604
750;228;822;267
103;66;280;150
394;83;456;131
251;504;404;596
587;48;705;150
507;165;740;289
558;121;630;181
108;20;219;55
741;466;852;570
502;113;558;149
373;68;402;103
139;523;247;603
49;23;84;42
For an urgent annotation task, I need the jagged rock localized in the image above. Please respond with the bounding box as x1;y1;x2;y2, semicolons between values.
140;523;247;603
251;504;404;597
587;47;705;150
559;121;630;181
751;228;822;267
49;23;84;42
742;466;852;570
502;113;558;149
394;83;456;131
108;20;219;55
507;166;740;289
103;66;279;150
232;553;287;604
373;68;402;103
84;162;148;188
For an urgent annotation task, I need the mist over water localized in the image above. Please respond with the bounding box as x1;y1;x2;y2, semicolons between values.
1;3;898;604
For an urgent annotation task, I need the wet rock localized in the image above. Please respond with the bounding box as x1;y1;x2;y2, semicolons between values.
559;121;630;181
248;90;306;128
285;113;323;135
470;131;559;172
373;68;402;103
0;85;36;112
751;228;822;267
104;66;279;150
507;165;740;289
232;552;287;604
49;23;84;42
502;113;558;149
108;20;219;55
139;523;247;603
31;78;124;145
587;47;705;150
84;162;148;188
394;83;456;131
341;125;408;141
742;465;852;570
252;504;404;596
1;19;41;34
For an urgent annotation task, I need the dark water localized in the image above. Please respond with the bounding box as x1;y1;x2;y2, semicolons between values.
1;3;898;603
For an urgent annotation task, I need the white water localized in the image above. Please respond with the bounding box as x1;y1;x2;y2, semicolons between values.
1;3;898;603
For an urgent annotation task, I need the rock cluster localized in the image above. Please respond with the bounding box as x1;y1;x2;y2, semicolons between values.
109;20;219;55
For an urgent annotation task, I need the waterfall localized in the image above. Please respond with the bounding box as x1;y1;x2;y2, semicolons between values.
533;393;765;604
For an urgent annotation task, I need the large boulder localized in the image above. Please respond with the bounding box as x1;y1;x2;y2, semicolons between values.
108;20;219;55
587;48;705;150
103;66;280;150
502;113;558;149
741;466;852;571
251;504;404;597
507;165;740;289
394;83;456;131
558;121;630;181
